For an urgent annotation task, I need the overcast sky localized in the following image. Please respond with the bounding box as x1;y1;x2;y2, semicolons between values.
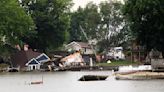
72;0;124;11
72;0;107;11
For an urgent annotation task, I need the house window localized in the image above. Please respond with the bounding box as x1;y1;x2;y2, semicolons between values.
85;48;87;53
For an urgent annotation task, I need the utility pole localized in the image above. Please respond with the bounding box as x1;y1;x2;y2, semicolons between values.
79;26;97;58
80;26;98;69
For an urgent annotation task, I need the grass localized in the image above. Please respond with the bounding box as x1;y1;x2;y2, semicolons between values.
0;64;9;68
96;60;141;66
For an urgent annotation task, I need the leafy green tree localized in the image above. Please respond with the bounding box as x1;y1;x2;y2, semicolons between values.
123;0;164;53
0;0;35;47
83;2;101;40
69;2;101;42
97;1;124;52
21;0;72;52
0;0;35;61
99;1;123;39
69;1;125;53
69;7;85;42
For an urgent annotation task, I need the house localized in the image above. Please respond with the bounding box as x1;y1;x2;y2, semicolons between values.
11;49;50;71
106;47;125;60
46;51;71;68
82;54;96;65
26;53;50;71
127;41;146;62
49;51;70;60
65;41;94;55
60;51;85;66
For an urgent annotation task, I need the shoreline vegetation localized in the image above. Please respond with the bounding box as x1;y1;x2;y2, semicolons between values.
0;64;9;72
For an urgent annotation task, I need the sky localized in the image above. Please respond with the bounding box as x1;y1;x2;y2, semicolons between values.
72;0;124;11
72;0;107;11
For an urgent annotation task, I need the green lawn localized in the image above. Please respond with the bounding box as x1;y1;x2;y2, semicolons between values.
96;60;141;66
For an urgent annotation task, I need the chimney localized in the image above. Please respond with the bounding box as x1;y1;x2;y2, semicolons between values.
24;44;29;51
15;44;21;51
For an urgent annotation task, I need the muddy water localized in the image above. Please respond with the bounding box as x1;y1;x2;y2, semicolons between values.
0;71;164;92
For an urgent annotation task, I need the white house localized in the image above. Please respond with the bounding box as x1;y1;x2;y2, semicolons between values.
26;53;50;71
65;41;94;55
25;58;41;70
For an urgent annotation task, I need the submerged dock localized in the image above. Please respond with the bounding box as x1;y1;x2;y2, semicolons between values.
115;72;164;80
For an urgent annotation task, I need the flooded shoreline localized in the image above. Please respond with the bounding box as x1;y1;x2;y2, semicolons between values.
0;71;164;92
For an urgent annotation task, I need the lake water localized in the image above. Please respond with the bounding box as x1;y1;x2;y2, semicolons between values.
0;71;164;92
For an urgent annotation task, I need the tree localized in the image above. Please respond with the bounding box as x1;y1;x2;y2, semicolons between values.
21;0;72;52
69;1;125;53
0;0;35;47
97;1;124;52
69;7;86;42
0;0;35;61
99;1;123;39
69;2;101;42
123;0;164;53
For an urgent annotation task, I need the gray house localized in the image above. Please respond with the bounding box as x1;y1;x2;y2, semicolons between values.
65;41;94;55
11;50;50;71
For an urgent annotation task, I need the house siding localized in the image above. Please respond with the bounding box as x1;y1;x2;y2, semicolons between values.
27;64;40;71
66;42;94;55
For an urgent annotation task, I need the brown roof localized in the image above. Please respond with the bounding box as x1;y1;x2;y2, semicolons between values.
11;49;41;68
49;51;70;57
75;42;90;48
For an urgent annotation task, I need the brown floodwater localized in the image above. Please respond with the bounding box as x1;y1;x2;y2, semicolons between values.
0;71;164;92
